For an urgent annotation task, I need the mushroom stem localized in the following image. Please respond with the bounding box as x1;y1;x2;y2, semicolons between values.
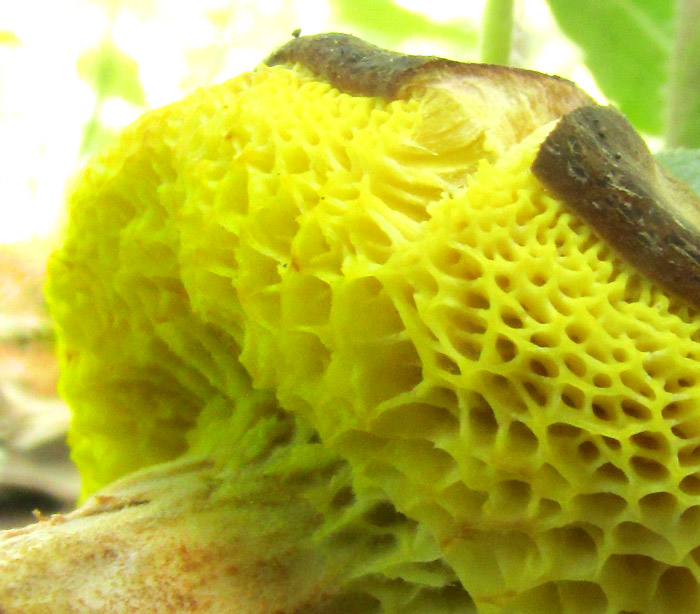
0;456;338;613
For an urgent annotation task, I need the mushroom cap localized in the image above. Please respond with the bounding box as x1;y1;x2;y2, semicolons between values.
45;33;700;613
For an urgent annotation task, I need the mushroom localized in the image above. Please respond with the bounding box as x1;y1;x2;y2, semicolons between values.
3;33;700;614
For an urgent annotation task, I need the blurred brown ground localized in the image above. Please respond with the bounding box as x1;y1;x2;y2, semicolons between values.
0;239;80;529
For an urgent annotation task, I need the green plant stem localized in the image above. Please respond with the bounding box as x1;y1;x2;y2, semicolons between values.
666;0;700;147
79;97;104;156
480;0;514;65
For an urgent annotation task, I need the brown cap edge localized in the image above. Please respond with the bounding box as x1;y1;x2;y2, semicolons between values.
264;32;587;100
532;104;700;310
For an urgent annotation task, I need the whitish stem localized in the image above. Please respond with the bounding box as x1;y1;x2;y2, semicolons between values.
0;456;338;613
480;0;514;65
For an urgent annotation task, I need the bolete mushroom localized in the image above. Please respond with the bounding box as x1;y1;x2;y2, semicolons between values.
3;33;700;614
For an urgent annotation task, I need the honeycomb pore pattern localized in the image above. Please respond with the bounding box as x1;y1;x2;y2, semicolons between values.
46;58;700;613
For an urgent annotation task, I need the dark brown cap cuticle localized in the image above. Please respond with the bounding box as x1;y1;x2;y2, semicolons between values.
532;105;700;309
265;32;437;99
264;32;588;102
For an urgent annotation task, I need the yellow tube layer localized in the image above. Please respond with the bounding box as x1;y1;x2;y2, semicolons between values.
47;60;700;613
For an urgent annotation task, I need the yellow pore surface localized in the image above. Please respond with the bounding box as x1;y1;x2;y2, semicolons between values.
47;63;700;613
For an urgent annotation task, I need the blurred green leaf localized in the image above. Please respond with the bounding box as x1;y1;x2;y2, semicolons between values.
77;42;146;106
544;0;673;136
331;0;477;55
656;149;700;197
